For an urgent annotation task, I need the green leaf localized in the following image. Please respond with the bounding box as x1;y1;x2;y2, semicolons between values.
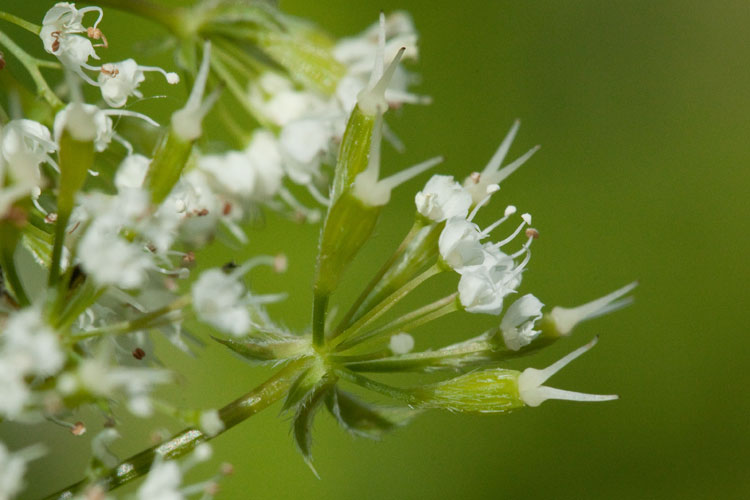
292;379;335;475
325;389;421;439
213;335;310;364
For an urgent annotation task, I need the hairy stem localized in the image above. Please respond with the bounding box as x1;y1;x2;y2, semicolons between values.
43;359;307;499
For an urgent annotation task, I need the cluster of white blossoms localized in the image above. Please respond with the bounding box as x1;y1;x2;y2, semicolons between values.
0;1;637;498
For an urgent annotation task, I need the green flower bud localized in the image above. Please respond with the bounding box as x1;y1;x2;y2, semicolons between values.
414;338;617;412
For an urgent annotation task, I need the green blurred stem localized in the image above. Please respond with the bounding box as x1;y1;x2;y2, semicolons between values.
43;359;306;499
0;29;62;109
0;245;29;306
95;0;185;36
337;293;458;352
334;219;425;336
69;295;191;342
0;11;40;34
330;264;442;349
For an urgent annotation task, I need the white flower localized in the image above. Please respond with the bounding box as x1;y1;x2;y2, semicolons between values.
463;121;539;205
547;282;638;336
76;189;155;289
115;154;150;191
40;3;105;80
0;120;56;215
0;365;30;420
500;294;544;351
245;130;284;200
1;119;57;178
438;217;485;269
2;308;64;376
352;115;441;206
191;269;251;336
415;175;472;222
389;333;415;354
172;41;216;142
53;103;110;151
278;119;333;185
198;151;257;198
518;337;618;407
58;351;171;417
0;443;43;500
98;59;179;108
200;410;225;437
457;267;509;315
137;461;183;500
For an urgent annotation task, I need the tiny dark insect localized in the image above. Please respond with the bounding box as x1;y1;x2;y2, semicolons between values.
132;348;146;360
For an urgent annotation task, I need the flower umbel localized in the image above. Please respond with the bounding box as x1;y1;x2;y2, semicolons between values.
0;3;636;498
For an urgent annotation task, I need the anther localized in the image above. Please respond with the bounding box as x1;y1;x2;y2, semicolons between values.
71;421;87;436
132;347;146;360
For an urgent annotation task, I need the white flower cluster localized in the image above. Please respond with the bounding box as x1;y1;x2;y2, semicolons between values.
199;12;427;215
40;2;178;106
414;129;538;318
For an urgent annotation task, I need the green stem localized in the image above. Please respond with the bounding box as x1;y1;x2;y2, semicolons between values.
0;11;40;34
334;367;417;405
69;295;191;342
330;264;442;348
334;219;424;335
0;246;29;306
337;293;458;352
340;337;493;373
0;29;62;109
43;359;306;499
312;292;328;347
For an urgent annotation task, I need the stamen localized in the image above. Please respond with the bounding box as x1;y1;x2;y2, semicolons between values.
139;64;180;84
494;217;528;247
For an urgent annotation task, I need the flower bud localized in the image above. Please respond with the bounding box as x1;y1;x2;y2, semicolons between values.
540;282;637;338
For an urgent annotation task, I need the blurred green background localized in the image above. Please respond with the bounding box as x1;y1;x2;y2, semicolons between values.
2;0;749;499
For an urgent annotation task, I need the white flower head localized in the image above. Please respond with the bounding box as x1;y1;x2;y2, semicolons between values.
415;175;472;222
191;269;251;337
98;59;179;108
518;337;618;407
389;332;415;354
501;294;544;351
